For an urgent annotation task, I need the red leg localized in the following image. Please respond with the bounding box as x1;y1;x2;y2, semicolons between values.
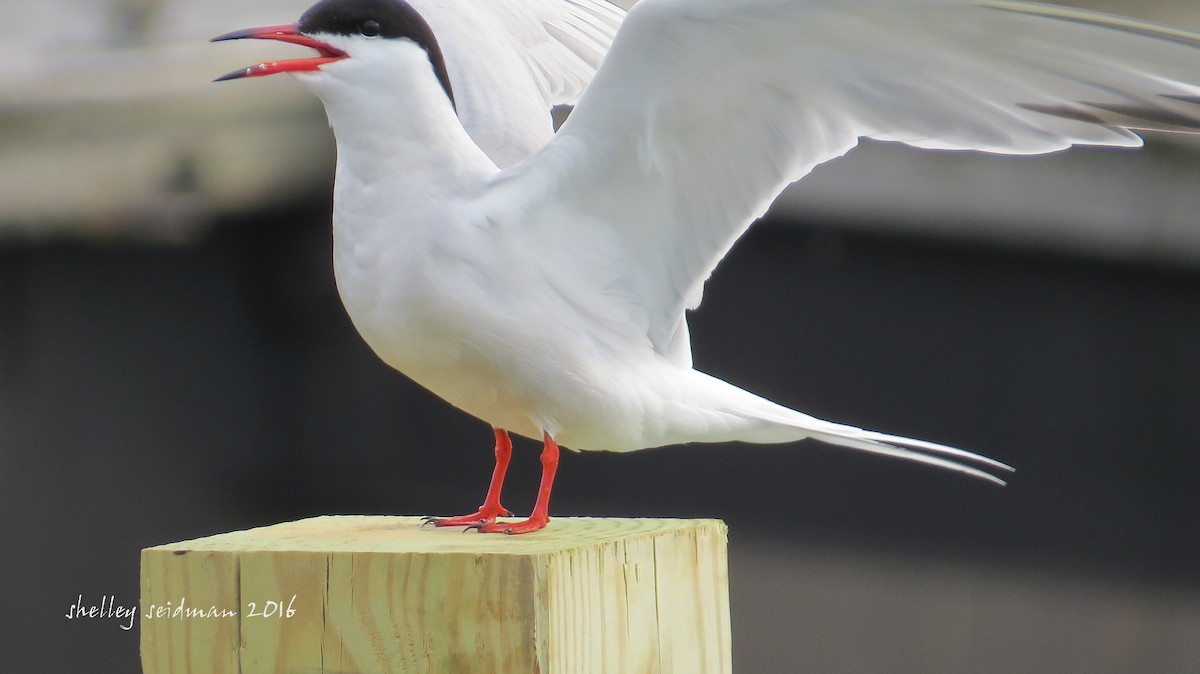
425;428;514;527
473;432;559;535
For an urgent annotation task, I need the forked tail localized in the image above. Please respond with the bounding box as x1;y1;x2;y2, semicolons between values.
796;420;1014;485
665;370;1014;483
705;376;1014;484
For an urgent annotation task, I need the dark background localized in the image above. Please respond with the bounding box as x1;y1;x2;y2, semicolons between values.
3;193;1198;671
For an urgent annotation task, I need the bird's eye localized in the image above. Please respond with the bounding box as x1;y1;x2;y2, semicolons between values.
360;19;381;37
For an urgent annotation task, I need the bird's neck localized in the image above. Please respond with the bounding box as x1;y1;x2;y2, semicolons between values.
306;51;500;247
322;83;497;205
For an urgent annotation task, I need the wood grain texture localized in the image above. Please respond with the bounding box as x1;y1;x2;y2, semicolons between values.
140;516;731;673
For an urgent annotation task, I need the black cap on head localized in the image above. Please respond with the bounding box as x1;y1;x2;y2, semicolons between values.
299;0;455;109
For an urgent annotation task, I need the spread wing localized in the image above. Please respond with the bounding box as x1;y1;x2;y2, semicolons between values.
412;0;626;167
482;0;1200;364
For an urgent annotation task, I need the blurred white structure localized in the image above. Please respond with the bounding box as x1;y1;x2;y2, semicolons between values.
4;0;1200;259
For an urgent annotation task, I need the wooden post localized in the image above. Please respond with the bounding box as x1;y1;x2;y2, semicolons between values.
140;516;731;673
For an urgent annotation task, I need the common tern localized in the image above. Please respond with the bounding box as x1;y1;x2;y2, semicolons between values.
215;0;1200;533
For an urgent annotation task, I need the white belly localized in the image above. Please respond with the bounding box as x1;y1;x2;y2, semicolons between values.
332;227;651;449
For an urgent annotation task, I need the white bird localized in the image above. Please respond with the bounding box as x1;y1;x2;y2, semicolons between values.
215;0;1200;533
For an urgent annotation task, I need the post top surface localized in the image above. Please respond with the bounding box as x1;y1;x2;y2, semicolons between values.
144;516;727;555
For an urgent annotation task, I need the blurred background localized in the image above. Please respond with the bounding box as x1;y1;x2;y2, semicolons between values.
3;0;1199;671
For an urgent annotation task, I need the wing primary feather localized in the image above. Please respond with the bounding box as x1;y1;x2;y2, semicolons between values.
1084;100;1200;132
982;0;1200;50
1017;102;1111;125
1163;94;1200;105
1019;99;1200;133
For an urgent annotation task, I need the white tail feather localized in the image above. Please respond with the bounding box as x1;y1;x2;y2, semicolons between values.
804;426;1013;485
683;371;1013;484
723;392;1014;484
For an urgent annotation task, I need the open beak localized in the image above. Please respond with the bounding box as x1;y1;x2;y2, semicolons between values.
211;24;347;82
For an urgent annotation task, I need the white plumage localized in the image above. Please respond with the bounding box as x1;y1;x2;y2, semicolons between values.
404;0;625;167
216;0;1200;531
